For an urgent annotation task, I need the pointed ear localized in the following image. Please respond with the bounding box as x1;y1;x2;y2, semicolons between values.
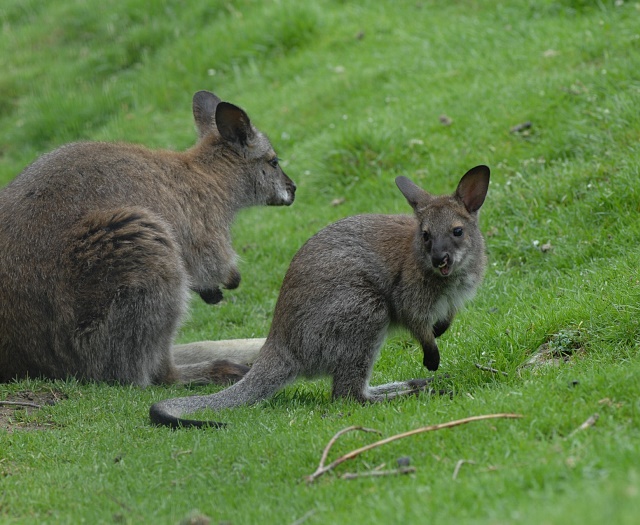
396;176;431;210
455;165;490;213
215;102;254;147
193;91;222;138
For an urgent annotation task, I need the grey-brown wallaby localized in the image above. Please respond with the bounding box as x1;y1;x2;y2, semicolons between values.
149;165;490;428
0;90;295;386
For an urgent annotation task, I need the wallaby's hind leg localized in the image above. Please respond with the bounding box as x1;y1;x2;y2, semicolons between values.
69;208;189;385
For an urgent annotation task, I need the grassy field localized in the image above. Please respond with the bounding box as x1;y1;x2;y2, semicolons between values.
1;0;639;523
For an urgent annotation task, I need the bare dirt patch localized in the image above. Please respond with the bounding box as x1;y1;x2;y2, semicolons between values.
0;390;66;432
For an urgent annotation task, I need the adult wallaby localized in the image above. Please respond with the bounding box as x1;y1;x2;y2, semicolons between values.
0;90;295;386
150;165;490;428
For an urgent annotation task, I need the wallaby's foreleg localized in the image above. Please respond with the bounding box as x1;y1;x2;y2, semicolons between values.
407;321;442;371
196;267;241;304
198;288;224;305
433;317;452;338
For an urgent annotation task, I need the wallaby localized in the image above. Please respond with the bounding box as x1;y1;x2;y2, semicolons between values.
0;90;295;386
150;165;490;428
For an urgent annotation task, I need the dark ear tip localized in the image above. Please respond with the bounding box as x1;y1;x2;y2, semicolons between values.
472;164;491;179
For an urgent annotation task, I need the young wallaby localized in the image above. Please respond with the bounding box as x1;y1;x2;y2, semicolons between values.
0;90;295;386
150;165;490;428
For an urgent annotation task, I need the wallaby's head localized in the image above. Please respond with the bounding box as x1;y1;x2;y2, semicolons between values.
192;90;296;206
396;165;490;277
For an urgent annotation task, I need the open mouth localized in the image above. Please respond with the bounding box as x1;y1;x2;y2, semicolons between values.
438;260;451;276
435;256;451;276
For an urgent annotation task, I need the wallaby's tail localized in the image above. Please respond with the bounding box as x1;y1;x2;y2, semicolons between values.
149;344;296;429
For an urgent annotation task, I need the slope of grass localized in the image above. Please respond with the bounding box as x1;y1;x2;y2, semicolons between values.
1;1;639;523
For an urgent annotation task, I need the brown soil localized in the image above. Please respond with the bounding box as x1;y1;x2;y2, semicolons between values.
0;389;65;432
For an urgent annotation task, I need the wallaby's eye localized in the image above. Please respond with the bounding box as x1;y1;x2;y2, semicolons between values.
268;157;279;168
453;227;463;237
422;230;431;243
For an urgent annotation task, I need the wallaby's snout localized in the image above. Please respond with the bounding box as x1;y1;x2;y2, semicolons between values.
425;235;453;276
270;169;296;206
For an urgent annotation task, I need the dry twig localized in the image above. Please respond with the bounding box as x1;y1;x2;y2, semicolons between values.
475;363;508;376
306;413;522;483
341;466;416;480
316;426;381;471
0;401;42;409
452;459;476;480
290;509;316;525
568;413;599;438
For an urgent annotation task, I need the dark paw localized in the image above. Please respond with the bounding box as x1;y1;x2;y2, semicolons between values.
422;342;440;371
224;268;241;290
199;288;224;305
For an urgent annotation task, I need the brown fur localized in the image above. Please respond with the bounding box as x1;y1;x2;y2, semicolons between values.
0;90;295;386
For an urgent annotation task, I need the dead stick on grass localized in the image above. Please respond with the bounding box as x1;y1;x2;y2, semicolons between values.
568;413;599;438
316;425;382;471
341;466;416;480
452;459;476;480
0;401;42;409
306;413;522;483
475;363;508;376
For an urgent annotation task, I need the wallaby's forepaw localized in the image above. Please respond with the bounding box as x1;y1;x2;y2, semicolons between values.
224;268;241;290
199;288;224;304
422;342;440;371
209;359;250;384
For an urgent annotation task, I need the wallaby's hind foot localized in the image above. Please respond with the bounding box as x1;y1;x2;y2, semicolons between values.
366;377;452;401
172;359;250;385
172;338;266;367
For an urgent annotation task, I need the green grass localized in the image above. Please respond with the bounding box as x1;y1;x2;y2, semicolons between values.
1;0;639;523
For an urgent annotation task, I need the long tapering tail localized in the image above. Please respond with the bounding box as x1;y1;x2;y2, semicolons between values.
149;345;296;428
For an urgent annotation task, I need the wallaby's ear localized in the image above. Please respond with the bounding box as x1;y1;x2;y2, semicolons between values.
396;176;431;210
455;165;490;213
193;91;222;138
215;102;255;147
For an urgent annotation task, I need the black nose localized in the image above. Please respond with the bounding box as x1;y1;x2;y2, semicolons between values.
432;253;449;268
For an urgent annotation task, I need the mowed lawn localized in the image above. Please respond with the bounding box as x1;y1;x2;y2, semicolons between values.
1;1;639;524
